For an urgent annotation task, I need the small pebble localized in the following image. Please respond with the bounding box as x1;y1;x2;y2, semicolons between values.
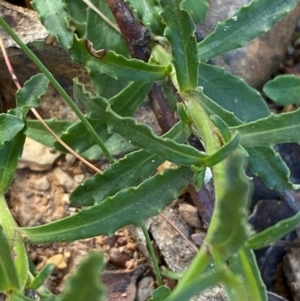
34;176;50;191
46;254;67;270
109;247;132;268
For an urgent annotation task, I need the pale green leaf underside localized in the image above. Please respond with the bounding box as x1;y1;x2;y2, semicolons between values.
206;153;251;256
263;75;300;105
198;0;299;62
199;63;269;122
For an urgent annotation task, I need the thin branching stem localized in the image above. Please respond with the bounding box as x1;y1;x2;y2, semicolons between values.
0;16;115;165
0;36;101;173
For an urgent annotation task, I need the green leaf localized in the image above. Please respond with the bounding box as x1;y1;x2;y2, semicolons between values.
61;252;105;301
71;121;186;206
247;210;300;250
247;146;296;191
198;63;270;122
53;119;108;154
86;0;128;55
77;94;207;166
182;0;209;23
197;0;299;62
0;226;20;291
263;75;300;105
193;83;295;191
21;166;194;243
231;109;300;147
16;74;50;115
164;270;225;301
0;194;28;291
0;114;24;149
160;0;198;91
0;130;26;193
29;264;55;290
26;120;76;148
126;0;165;35
204;131;241;166
109;81;153;116
64;0;87;36
205;153;251;256
31;0;74;49
71;37;169;81
148;286;171;301
228;248;267;301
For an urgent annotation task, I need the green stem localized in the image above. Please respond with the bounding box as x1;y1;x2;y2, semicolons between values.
0;17;114;164
141;224;163;286
173;90;227;291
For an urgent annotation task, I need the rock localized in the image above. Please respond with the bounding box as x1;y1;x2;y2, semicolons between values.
178;203;202;228
34;176;50;191
150;203;194;272
109;247;132;268
46;254;67;270
136;276;155;301
53;167;77;193
198;0;300;88
18;138;61;171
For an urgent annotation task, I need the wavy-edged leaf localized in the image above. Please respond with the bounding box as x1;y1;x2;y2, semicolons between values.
29;264;55;290
86;0;128;55
231;109;300;147
247;146;296;191
71;37;168;81
228;248;267;301
0;130;25;193
263;75;300;105
70;121;186;206
0;114;24;149
204;131;241;166
109;81;153;116
0;194;27;291
77;93;207;165
183;0;209;24
247;210;300;250
197;0;299;62
64;0;87;36
160;0;198;91
164;270;225;301
27;120;76;148
53;119;108;154
21;166;194;243
104;110;206;166
32;0;74;49
0;226;20;291
61;252;105;301
126;0;165;35
199;63;269;122
205;153;251;256
148;286;171;301
195;86;296;191
16;74;50;115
